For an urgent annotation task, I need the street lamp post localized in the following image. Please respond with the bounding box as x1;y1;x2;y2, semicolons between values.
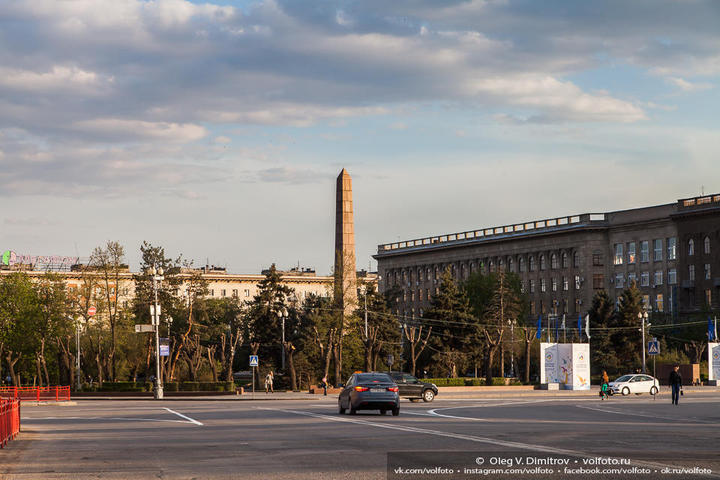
638;309;650;374
75;318;82;391
151;266;165;400
277;308;288;371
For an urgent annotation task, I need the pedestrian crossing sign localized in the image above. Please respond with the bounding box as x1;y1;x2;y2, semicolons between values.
648;340;660;355
249;355;259;367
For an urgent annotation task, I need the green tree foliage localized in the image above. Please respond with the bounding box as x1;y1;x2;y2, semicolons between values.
614;282;644;371
423;269;476;378
356;283;400;373
588;290;618;373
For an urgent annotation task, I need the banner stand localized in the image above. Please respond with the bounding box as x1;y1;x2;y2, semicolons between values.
540;343;591;390
708;342;720;387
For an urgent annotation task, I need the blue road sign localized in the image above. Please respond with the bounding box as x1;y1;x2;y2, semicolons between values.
249;355;259;367
159;338;170;357
648;340;660;355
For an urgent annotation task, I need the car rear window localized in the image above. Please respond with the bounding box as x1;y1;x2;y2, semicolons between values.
356;374;393;383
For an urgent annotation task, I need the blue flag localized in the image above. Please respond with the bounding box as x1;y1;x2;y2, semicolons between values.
535;315;542;339
709;316;715;341
577;314;582;338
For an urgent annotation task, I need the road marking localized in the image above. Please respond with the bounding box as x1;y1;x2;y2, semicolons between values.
257;406;719;477
164;408;204;426
22;415;194;424
575;404;715;424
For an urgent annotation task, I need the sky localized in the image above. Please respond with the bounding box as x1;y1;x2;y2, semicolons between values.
1;0;719;275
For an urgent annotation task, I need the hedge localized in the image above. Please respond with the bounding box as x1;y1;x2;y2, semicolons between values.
424;377;523;387
97;381;235;392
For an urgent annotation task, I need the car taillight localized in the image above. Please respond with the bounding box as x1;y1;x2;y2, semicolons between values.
387;387;399;392
354;386;369;392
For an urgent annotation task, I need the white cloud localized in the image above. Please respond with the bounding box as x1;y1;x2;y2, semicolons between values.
72;119;207;142
666;77;713;92
0;66;109;92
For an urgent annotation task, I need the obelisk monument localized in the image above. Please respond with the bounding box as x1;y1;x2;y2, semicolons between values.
334;168;357;315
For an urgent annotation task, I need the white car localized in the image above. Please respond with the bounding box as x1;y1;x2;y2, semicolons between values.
608;374;659;396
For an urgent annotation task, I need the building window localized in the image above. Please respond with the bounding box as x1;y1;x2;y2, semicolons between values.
575;298;581;313
667;237;677;260
592;274;604;290
575;275;581;290
592;252;603;266
426;288;431;300
614;244;623;265
551;278;557;292
244;289;250;297
563;276;569;291
640;241;649;263
541;301;547;314
529;280;535;293
540;255;547;270
529;256;536;271
689;265;695;281
668;269;677;285
640;272;650;287
221;289;226;297
551;254;559;269
520;282;526;294
489;260;495;273
704;236;711;255
563;299;569;314
508;258;514;272
573;252;580;268
232;289;238;297
541;278;546;292
706;289;712;307
689;238;695;256
654;271;663;286
656;294;664;312
628;272;637;286
411;291;415;301
498;258;504;271
654;239;662;262
210;289;215;297
705;263;711;280
628;242;636;264
615;273;624;289
642;295;650;309
519;257;526;272
562;252;569;268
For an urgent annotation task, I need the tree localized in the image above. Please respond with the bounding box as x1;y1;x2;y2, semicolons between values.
35;273;70;386
0;273;41;386
588;290;617;374
245;265;294;374
481;270;522;385
423;269;476;378
614;282;644;371
356;283;400;373
89;240;127;381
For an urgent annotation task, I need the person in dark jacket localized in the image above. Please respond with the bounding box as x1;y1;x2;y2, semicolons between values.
669;365;683;405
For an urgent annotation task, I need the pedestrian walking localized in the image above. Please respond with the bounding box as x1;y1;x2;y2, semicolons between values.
265;371;274;394
321;376;328;396
669;365;683;405
600;370;610;400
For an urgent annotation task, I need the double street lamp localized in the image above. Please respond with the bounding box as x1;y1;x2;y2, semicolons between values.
150;266;164;400
276;308;288;371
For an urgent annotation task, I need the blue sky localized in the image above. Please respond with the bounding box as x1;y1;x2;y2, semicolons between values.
0;0;718;274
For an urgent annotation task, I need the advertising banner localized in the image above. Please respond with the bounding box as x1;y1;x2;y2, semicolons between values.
709;343;720;382
540;343;590;389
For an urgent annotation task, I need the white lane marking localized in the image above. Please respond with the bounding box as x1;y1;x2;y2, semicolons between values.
575;404;714;424
256;406;718;476
23;416;192;424
427;399;552;418
164;407;203;426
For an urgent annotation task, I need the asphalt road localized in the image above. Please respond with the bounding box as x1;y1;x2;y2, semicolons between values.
2;393;720;480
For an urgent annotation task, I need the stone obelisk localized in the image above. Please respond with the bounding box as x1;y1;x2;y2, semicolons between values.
334;168;357;316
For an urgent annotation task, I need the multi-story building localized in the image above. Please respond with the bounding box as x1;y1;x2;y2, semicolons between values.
0;265;377;312
374;193;720;321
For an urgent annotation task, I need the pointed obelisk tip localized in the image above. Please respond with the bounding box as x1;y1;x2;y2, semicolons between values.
338;168;350;178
